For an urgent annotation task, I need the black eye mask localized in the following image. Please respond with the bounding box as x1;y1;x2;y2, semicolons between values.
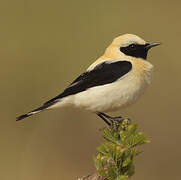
120;43;149;60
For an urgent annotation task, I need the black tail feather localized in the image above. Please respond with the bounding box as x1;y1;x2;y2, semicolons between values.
16;102;54;121
16;113;32;121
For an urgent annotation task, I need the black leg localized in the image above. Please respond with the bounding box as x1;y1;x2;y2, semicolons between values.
97;112;131;127
97;113;111;126
98;112;130;125
99;112;125;123
99;112;122;119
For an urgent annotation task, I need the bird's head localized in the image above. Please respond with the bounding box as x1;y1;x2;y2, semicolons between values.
105;34;160;60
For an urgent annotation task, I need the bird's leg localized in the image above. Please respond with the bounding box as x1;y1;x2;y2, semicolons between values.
98;112;131;128
97;113;111;126
99;112;125;123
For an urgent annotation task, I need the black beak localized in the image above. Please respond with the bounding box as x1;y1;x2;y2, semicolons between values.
146;42;161;50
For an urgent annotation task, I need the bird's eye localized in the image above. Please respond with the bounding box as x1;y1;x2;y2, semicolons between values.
129;44;136;49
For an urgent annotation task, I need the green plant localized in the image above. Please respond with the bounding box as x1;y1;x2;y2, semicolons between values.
94;119;150;180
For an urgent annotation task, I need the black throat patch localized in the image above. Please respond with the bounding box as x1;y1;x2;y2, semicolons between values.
120;44;149;59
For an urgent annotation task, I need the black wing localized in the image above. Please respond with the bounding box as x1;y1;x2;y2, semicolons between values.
44;60;132;105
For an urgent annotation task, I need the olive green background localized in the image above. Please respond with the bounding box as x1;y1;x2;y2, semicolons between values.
1;0;181;180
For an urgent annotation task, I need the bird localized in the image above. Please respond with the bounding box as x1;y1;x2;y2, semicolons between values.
16;34;160;126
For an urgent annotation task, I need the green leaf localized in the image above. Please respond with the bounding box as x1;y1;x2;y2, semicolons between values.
101;128;119;144
122;156;131;167
107;164;119;179
127;123;138;134
115;175;129;180
94;156;102;170
97;169;108;178
97;143;109;155
126;132;149;147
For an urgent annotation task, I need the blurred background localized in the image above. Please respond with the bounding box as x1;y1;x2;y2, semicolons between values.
1;0;181;179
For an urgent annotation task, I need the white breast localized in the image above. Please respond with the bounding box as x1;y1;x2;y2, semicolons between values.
72;59;154;113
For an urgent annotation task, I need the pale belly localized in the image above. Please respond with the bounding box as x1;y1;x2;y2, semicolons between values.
73;64;153;112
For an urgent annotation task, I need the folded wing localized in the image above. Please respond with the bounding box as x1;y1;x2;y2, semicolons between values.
44;60;132;105
16;60;132;121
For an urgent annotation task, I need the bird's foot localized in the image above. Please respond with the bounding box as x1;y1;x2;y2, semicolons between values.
109;116;131;130
97;112;131;130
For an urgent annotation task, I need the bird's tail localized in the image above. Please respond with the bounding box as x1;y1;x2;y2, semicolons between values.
16;103;52;121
